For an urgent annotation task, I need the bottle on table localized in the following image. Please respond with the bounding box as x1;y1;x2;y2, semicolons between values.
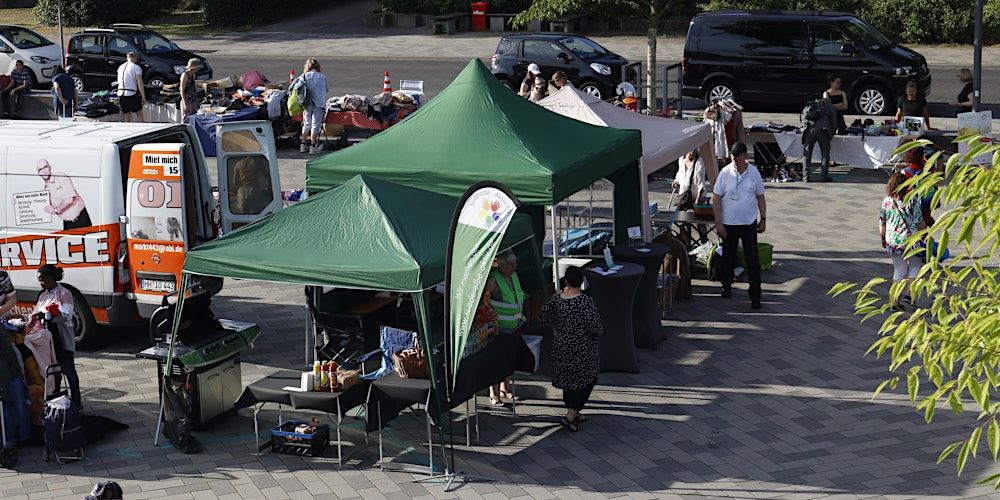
329;360;339;391
313;361;322;391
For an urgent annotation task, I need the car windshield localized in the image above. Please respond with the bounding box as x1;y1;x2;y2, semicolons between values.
130;32;180;54
842;18;892;51
559;36;608;58
0;27;54;49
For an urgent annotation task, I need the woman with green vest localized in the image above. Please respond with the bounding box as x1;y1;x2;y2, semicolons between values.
486;251;524;406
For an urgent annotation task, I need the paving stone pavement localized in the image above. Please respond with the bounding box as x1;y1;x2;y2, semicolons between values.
1;158;997;499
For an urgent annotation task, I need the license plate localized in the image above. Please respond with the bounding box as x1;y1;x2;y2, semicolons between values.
141;279;176;293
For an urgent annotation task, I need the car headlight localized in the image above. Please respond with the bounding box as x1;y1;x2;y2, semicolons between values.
894;66;915;77
173;65;186;75
31;56;52;64
590;62;612;76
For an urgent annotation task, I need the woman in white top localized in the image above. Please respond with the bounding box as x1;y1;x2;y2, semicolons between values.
34;264;80;409
672;149;706;211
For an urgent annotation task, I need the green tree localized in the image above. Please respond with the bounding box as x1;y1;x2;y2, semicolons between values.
830;137;1000;485
513;0;687;111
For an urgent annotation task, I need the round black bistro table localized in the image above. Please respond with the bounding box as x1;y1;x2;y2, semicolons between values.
584;262;644;372
611;243;669;349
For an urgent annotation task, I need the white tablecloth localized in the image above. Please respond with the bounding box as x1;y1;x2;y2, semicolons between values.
772;132;903;170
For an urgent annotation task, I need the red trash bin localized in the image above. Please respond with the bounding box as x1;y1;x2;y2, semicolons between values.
471;2;488;31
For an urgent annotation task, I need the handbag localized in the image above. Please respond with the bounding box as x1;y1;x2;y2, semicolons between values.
392;348;427;379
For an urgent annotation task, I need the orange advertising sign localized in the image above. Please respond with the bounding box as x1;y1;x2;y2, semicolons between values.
0;223;121;271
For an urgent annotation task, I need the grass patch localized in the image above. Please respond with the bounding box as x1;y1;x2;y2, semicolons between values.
0;7;250;38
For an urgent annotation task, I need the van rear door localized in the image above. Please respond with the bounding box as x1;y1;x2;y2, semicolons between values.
125;144;188;305
215;121;282;233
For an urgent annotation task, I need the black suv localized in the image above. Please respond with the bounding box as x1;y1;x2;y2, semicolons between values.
65;24;212;93
490;33;627;99
683;11;930;115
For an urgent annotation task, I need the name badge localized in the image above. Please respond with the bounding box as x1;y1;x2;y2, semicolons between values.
729;191;740;201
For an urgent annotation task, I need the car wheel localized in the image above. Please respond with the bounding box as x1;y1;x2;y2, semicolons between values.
69;287;99;349
854;85;888;115
147;75;166;88
704;79;737;104
579;82;603;99
70;74;86;93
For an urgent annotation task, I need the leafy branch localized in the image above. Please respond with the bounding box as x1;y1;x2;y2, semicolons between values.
830;134;1000;485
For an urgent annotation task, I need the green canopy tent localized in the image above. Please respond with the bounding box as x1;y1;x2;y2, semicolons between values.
161;174;540;466
305;59;644;288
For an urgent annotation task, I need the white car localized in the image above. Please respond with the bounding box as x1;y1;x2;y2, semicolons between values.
0;25;63;86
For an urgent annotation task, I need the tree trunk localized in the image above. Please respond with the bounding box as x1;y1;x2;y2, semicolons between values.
645;2;657;114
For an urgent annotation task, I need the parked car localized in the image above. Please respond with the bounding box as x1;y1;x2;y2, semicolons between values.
683;11;931;115
490;33;627;99
65;24;212;93
0;25;62;86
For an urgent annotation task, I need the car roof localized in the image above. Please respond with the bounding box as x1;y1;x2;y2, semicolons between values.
72;25;157;37
0;120;185;147
501;33;584;40
692;10;857;21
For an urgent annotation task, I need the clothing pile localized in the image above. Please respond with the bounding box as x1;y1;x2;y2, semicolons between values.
73;92;120;119
704;99;746;160
325;91;418;123
747;122;798;133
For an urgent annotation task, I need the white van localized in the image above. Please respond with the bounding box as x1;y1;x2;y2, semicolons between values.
0;25;63;85
0;120;282;345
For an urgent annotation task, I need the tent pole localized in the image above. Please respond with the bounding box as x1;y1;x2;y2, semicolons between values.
154;272;191;445
550;204;560;291
639;159;652;242
413;291;449;475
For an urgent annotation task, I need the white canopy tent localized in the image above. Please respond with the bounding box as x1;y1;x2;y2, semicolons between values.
539;86;717;237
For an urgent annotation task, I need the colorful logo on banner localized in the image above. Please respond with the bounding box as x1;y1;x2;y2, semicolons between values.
447;184;519;383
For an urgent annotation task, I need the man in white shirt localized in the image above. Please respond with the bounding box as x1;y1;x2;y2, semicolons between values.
712;142;767;309
37;159;90;230
117;52;146;122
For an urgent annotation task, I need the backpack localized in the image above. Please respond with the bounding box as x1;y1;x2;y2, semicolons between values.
802;99;823;125
286;76;309;116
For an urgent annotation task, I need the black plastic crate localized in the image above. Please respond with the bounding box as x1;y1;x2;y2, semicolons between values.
270;421;329;457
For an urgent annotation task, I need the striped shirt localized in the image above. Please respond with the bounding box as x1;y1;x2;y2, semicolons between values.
10;67;33;88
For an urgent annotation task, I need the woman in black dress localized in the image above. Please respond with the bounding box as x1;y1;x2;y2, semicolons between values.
895;80;931;129
950;68;974;116
823;75;848;135
539;266;605;431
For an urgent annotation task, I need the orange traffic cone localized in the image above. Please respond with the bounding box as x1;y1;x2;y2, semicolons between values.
289;69;295;83
383;71;392;93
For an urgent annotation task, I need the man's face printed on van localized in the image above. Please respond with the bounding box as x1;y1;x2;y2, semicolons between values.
36;160;52;180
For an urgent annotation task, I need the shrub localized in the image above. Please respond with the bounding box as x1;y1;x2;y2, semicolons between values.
33;0;167;26
701;0;996;44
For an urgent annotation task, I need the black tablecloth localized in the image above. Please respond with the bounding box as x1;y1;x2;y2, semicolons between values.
364;332;535;432
234;370;371;418
611;243;669;349
585;262;643;372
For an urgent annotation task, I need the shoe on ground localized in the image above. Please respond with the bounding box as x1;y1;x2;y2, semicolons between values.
721;287;732;299
309;144;324;154
751;300;762;310
300;143;308;153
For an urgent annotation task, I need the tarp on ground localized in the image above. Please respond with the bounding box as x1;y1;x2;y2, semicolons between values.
304;59;643;206
182;175;535;292
538;85;714;175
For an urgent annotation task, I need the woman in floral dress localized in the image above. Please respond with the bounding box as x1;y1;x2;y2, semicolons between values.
879;172;926;311
539;266;605;431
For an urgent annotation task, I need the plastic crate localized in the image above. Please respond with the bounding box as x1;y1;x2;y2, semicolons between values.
737;243;774;271
270;421;329;457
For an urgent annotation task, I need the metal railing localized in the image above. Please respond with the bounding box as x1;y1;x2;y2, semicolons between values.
662;63;683;119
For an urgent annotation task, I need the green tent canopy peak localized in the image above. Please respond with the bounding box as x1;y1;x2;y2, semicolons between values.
305;59;643;205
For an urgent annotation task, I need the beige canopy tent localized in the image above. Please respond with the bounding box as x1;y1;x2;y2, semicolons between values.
538;86;717;236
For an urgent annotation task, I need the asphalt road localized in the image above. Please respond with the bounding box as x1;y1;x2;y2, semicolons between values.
209;55;999;117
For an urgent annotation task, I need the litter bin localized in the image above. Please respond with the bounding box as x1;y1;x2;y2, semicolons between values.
471;2;488;31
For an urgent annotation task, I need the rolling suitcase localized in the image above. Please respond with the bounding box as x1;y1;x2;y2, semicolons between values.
42;365;84;464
